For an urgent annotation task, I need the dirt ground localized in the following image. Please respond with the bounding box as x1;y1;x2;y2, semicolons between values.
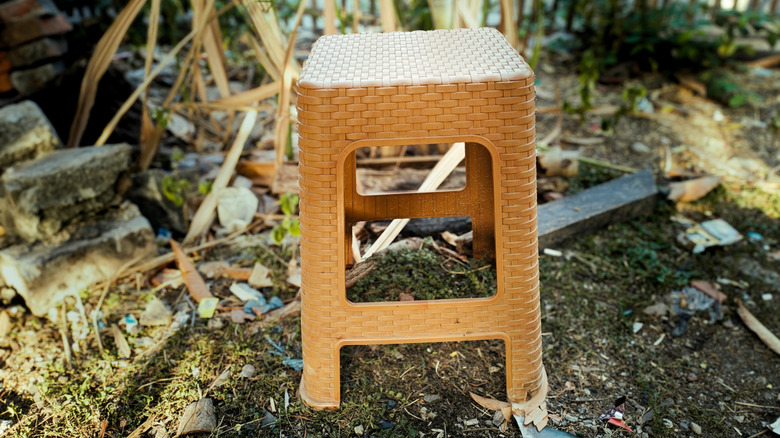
1;57;779;438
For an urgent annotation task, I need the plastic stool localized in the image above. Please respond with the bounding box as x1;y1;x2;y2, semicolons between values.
296;28;547;427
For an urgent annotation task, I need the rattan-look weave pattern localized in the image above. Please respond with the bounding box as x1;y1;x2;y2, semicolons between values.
296;28;547;427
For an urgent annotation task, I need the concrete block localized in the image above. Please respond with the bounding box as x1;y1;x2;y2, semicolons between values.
9;60;64;95
0;100;60;170
0;14;71;47
8;37;67;69
2;144;131;241
0;0;59;23
0;202;155;316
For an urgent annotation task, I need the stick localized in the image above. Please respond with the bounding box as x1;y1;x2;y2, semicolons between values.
536;145;638;173
362;143;465;259
184;110;258;244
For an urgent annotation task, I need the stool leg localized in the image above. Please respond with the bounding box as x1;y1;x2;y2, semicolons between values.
299;335;341;409
505;333;545;403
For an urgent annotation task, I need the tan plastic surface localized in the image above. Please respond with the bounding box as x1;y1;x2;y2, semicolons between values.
296;28;545;414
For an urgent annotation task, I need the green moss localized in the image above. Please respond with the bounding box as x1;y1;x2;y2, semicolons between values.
347;246;496;302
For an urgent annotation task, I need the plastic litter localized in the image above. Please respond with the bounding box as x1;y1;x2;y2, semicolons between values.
123;314;140;334
679;218;742;254
197;297;219;319
229;283;262;302
598;396;633;431
217;187;259;233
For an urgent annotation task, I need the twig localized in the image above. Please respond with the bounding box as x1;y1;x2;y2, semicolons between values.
93;253;149;355
537;145;638;173
747;430;768;438
59;305;72;368
184;110;258;244
734;401;779;410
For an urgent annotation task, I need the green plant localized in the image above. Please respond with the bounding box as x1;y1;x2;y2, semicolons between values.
563;48;599;117
162;174;190;207
272;193;300;245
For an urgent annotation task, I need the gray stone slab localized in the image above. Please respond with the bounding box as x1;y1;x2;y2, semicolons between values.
0;100;60;170
0;202;155;316
2;143;131;241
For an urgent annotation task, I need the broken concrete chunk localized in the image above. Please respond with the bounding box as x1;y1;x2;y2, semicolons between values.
2;144;131;241
177;398;216;436
140;297;172;327
0;100;60;170
0;202;155;316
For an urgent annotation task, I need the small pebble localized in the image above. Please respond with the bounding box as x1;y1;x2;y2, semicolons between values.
734;415;744;423
633;322;643;334
691;422;702;434
379;420;394;429
663;418;673;428
687;372;699;382
464;418;479;426
631;142;651;154
762;293;773;301
564;414;578;422
354;425;364;435
423;394;441;403
387;400;397;409
239;364;255;378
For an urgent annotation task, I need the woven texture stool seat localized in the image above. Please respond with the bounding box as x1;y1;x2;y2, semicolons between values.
296;28;547;427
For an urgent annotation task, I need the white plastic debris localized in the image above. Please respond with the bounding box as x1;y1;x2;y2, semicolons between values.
217;187;259;233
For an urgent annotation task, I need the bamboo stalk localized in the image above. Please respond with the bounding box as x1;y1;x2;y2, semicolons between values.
363;143;466;259
140;0;160;144
184;110;258;244
325;0;338;34
379;0;396;31
500;0;518;48
95;29;197;146
275;0;307;169
212;82;279;107
353;0;360;32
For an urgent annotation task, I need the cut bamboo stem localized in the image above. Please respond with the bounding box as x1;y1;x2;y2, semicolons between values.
362;143;465;259
184;110;258;244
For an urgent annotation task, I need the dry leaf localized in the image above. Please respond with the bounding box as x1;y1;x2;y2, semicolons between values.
198;261;230;278
691;280;727;303
441;231;459;247
736;299;780;356
110;324;132;359
68;0;147;147
469;391;511;410
225;267;253;281
177;398;216;436
676;74;707;96
537;149;580;178
668;176;721;202
151;268;183;288
170;239;214;303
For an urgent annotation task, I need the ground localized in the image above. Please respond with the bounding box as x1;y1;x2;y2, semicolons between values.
0;59;779;438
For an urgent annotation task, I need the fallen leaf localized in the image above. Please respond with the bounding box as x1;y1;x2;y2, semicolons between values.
691;280;727;303
537;149;579;178
225;267;252;281
469;391;510;410
151;268;183;288
170;239;214;303
676;74;707;96
177;398;216;436
110;324;131;359
736;299;780;356
198;261;230;279
441;231;459;247
668;176;721;202
248;263;273;288
231;309;256;324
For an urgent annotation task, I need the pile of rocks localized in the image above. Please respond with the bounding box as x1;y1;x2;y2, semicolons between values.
0;100;155;316
0;0;71;96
